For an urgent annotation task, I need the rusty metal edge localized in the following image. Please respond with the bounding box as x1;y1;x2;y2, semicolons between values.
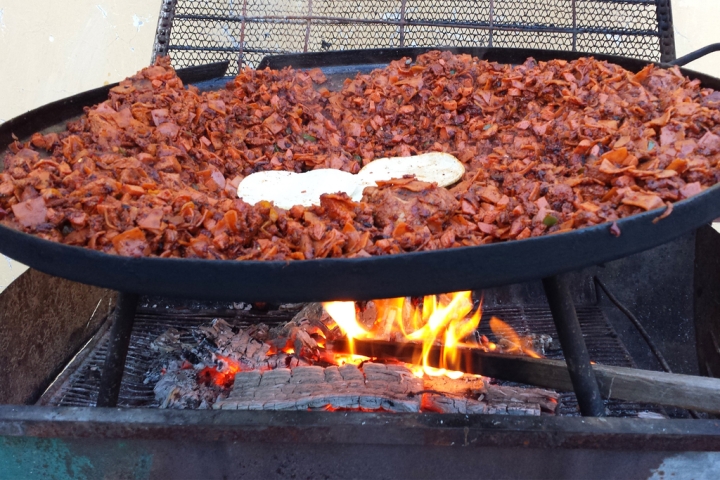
1;406;720;451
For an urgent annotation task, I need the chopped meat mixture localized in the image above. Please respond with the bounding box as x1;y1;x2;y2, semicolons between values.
2;51;720;260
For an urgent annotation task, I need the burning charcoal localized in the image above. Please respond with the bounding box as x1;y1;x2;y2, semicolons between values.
234;371;262;389
487;403;508;415
529;334;554;356
324;366;343;382
338;364;364;382
286;356;312;368
154;367;208;409
483;384;558;413
151;328;183;353
358;301;378;330
246;324;270;342
259;369;291;386
182;350;201;365
467;400;488;414
423;374;485;396
506;403;541;416
363;362;411;383
289;366;325;384
140;303;557;416
421;393;470;414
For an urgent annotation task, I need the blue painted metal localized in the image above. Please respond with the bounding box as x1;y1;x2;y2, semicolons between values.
0;436;152;480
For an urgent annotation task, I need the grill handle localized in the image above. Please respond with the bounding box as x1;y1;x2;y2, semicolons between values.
668;43;720;67
174;61;229;84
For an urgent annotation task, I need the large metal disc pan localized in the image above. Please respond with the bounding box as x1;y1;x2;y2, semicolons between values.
1;48;719;302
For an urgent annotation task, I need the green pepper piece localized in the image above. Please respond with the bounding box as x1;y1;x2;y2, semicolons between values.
543;214;558;227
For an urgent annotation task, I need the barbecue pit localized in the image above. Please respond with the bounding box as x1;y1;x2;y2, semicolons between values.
3;1;720;478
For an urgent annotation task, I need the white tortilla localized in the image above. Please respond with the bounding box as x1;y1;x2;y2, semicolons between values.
356;152;465;192
237;169;359;209
236;170;297;206
236;153;465;208
282;169;361;208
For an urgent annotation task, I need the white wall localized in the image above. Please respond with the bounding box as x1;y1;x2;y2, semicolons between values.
673;0;720;77
0;0;718;292
0;0;161;291
0;0;161;122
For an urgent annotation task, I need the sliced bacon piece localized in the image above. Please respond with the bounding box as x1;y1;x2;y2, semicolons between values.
137;209;164;231
11;197;47;228
620;190;664;211
680;182;703;199
112;227;149;257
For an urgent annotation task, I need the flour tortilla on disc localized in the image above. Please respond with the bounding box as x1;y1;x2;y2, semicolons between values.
237;169;359;209
281;169;360;208
236;170;297;206
355;152;465;195
237;152;465;207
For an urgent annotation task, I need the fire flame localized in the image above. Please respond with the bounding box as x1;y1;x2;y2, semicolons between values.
488;317;542;359
324;292;484;378
323;291;541;379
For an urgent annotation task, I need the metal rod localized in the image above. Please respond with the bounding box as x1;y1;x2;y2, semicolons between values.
594;276;673;373
655;0;676;63
237;0;248;69
96;292;139;408
571;0;577;51
542;275;605;417
150;0;178;63
488;0;494;48
399;0;407;48
668;43;720;67
172;13;660;37
303;0;313;53
594;276;701;419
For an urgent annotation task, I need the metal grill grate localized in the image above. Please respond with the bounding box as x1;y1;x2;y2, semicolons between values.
40;302;660;417
153;0;675;76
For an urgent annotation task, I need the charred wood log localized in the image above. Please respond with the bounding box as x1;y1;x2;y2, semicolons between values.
332;338;720;414
213;362;552;415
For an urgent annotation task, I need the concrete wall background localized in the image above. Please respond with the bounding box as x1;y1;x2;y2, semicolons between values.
672;0;720;76
0;0;718;292
0;0;161;291
0;0;161;123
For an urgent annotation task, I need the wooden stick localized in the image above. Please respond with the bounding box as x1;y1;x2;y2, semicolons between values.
330;338;720;414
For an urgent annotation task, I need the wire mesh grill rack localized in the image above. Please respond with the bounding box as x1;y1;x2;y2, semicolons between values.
152;0;676;76
40;302;663;418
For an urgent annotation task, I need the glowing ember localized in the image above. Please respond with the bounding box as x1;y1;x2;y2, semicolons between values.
197;354;242;388
150;300;557;414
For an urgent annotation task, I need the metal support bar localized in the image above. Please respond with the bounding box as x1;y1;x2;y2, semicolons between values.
151;0;178;63
542;275;605;417
655;0;676;63
96;292;139;408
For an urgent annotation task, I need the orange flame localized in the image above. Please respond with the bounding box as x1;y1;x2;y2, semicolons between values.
197;354;242;388
488;317;541;358
323;291;485;378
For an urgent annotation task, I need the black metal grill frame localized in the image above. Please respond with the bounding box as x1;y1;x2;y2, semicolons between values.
41;301;660;418
152;0;676;75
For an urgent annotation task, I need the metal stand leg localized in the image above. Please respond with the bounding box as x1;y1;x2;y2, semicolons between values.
96;292;138;407
542;275;605;417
